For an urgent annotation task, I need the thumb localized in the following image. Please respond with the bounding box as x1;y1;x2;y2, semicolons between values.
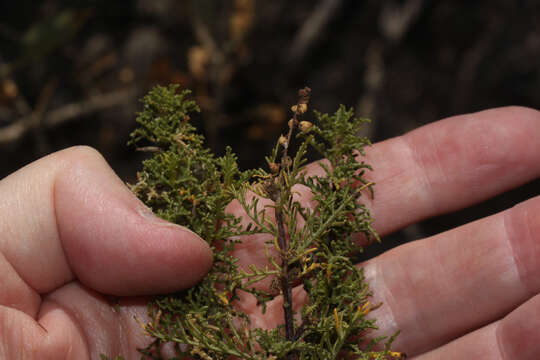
1;146;212;298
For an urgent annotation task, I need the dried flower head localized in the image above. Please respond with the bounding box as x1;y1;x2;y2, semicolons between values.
288;118;296;128
268;162;279;173
290;103;307;114
299;120;313;132
278;134;288;147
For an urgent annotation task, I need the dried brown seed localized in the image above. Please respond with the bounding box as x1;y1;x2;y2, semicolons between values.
269;162;279;173
297;103;308;114
278;135;288;147
299;121;313;132
288;118;296;128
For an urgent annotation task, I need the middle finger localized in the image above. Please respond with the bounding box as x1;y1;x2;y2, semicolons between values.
363;194;540;356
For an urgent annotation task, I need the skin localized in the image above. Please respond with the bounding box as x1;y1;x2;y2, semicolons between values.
0;106;539;359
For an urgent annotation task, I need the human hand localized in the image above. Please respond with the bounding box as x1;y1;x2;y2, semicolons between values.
3;106;539;359
226;106;540;359
0;146;213;359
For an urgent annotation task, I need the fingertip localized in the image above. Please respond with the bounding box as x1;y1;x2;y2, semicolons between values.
114;213;214;295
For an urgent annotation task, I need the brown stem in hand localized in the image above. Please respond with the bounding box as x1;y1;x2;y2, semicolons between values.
275;208;296;360
271;87;311;360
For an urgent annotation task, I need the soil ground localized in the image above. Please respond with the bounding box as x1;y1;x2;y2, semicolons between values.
1;0;539;251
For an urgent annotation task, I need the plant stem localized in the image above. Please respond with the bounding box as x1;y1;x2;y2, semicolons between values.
273;88;310;360
276;125;296;360
275;207;295;341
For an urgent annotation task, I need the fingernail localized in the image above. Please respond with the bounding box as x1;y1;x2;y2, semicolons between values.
136;203;167;223
136;204;208;244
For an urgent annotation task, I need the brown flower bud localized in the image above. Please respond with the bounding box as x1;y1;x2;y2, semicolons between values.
278;135;288;147
299;121;313;132
298;86;311;99
291;103;308;114
288;118;296;128
269;162;279;173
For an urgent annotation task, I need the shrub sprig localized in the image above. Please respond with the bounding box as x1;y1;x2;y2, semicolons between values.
123;84;403;360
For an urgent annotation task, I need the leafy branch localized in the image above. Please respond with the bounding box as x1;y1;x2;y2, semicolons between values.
120;84;404;360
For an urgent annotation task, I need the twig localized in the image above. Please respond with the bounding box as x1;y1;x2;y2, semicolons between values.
286;0;343;63
30;78;58;154
0;87;137;145
192;14;219;57
0;54;32;116
269;89;311;360
189;2;227;152
357;41;384;121
452;14;502;111
379;0;424;42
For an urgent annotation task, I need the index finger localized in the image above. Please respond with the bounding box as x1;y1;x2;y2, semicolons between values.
304;106;540;236
229;106;540;290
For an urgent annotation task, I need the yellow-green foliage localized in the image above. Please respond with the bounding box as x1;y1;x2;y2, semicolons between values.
126;85;402;360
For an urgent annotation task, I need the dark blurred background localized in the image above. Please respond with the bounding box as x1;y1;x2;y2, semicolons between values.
1;0;539;251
